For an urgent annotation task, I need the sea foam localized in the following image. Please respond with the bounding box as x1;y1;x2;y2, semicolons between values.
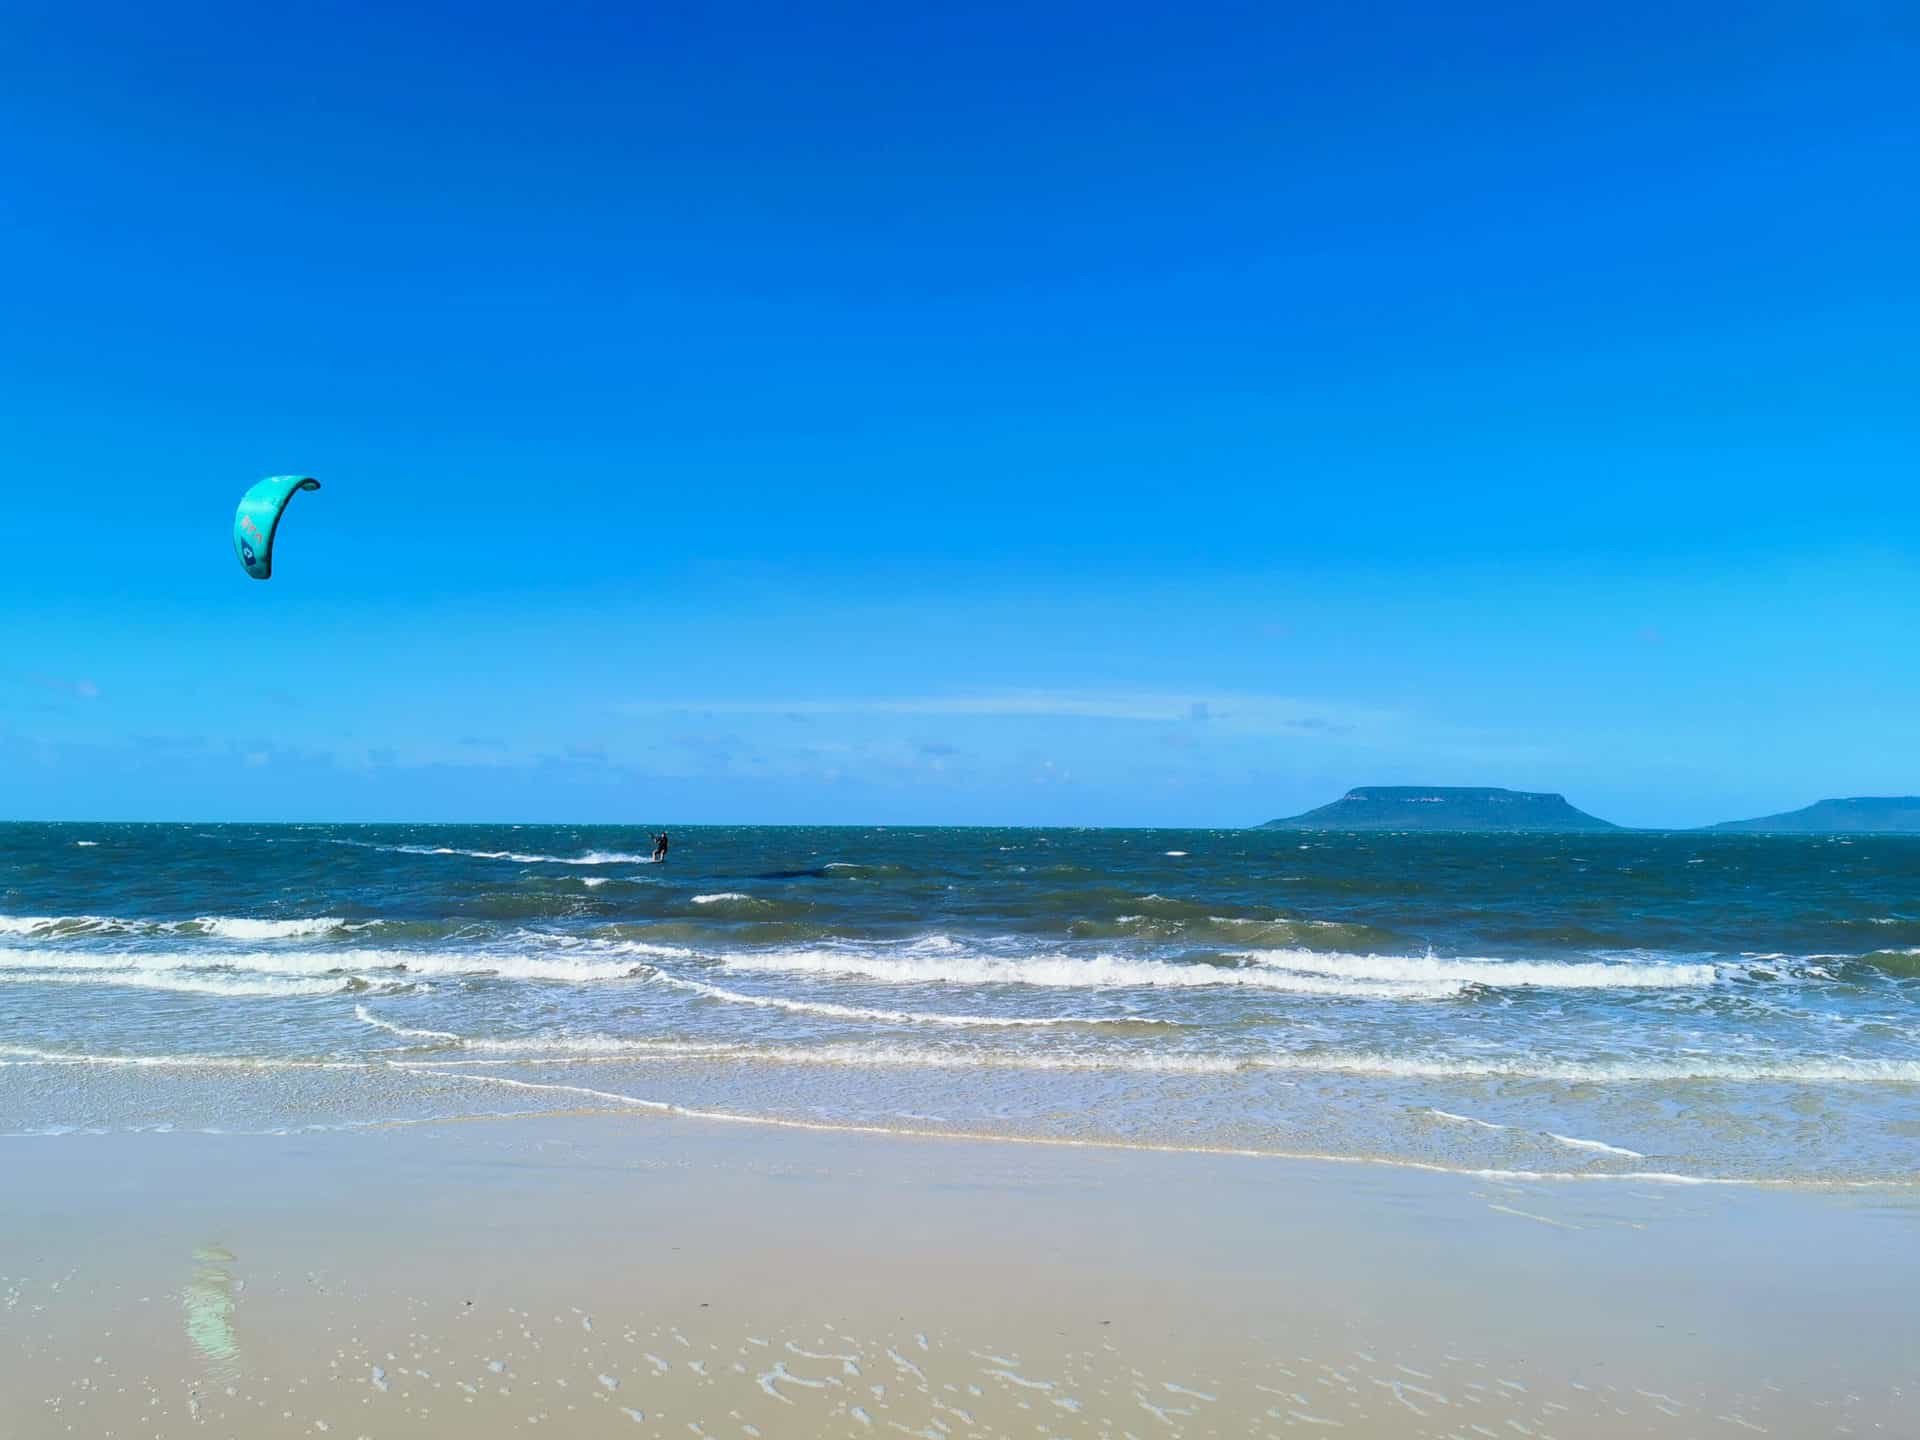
0;969;355;998
388;1032;1920;1085
194;916;346;940
715;948;1467;1000
0;913;355;941
648;970;1169;1028
0;944;646;984
1239;948;1719;990
385;844;652;865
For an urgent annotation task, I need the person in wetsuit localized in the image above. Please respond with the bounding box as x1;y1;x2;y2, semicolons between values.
651;831;670;863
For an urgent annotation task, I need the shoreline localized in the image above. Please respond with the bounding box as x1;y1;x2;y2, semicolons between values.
5;1110;1916;1438
11;1042;1920;1191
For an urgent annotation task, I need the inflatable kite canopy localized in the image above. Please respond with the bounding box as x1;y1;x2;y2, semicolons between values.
233;475;320;579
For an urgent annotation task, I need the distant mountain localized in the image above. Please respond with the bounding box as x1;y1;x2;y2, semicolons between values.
1705;797;1920;834
1262;786;1619;832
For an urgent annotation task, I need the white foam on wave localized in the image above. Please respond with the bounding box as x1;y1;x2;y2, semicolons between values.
0;944;656;985
415;1035;1260;1072
1429;1110;1644;1158
377;950;648;982
349;1004;1214;1064
0;914;148;938
352;1004;465;1044
1240;948;1719;990
0;945;356;978
0;948;167;975
648;971;1164;1029
715;948;1466;1000
1429;1108;1505;1130
0;913;363;941
0;916;61;935
18;1015;1918;1094
691;893;756;905
0;1043;360;1070
195;916;345;940
398;1033;1920;1086
0;969;353;998
73;840;99;847
1547;1132;1646;1159
1282;1051;1920;1085
387;844;651;865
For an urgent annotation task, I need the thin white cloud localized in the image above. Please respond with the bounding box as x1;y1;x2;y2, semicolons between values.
615;690;1388;737
26;674;100;700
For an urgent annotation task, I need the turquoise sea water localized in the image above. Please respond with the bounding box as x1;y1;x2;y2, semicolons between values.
3;823;1916;1183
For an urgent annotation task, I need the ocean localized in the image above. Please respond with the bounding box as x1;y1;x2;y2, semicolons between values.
3;822;1916;1184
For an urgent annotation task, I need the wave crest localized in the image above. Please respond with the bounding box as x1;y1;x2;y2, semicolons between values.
194;916;346;940
715;947;1466;1000
1240;948;1719;990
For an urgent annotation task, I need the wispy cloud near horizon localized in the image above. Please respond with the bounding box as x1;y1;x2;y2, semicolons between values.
614;690;1389;737
25;674;101;701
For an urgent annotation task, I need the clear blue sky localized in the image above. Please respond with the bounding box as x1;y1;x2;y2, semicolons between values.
2;1;1914;827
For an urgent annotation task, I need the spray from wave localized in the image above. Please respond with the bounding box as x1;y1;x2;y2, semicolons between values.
382;844;652;865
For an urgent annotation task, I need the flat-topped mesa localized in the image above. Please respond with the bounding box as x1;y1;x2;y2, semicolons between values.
1705;797;1920;834
1262;786;1619;832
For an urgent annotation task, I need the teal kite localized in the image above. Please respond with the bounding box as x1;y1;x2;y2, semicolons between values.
232;475;320;579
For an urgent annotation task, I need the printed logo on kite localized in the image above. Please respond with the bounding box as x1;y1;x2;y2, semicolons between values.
232;475;321;581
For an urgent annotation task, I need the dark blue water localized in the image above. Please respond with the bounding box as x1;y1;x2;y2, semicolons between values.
3;823;1917;1182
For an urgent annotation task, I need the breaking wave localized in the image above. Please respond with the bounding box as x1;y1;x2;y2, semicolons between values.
0;944;650;984
1240;948;1720;990
714;947;1468;1000
195;916;347;941
0;913;360;941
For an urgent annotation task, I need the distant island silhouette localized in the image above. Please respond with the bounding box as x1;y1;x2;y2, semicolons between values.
1261;788;1920;833
1262;786;1616;832
1705;796;1920;834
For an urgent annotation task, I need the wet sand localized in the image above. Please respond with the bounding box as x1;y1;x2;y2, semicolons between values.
2;1114;1915;1438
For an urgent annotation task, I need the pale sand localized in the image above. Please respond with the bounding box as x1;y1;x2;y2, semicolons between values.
2;1115;1916;1438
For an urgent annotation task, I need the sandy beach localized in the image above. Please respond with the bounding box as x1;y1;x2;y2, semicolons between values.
5;1111;1915;1439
